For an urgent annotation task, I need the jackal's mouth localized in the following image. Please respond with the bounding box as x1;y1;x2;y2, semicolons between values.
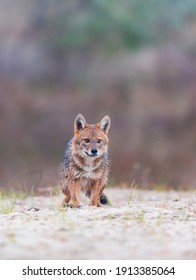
85;151;97;157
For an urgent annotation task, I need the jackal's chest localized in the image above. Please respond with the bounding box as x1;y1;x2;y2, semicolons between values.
71;155;103;180
70;160;103;180
74;167;101;180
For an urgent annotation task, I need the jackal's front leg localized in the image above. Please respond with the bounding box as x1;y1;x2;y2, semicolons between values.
89;181;104;207
69;179;81;208
59;188;71;207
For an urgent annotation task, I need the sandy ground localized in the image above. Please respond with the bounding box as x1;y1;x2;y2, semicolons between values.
0;188;196;260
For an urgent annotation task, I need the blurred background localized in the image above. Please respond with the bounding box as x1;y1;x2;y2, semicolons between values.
1;0;196;191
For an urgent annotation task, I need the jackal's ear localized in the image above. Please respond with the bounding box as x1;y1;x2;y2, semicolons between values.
98;115;111;135
74;114;87;133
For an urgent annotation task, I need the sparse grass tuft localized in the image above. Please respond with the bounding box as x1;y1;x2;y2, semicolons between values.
133;210;145;223
153;184;171;192
49;186;61;197
0;199;16;214
128;180;139;205
0;190;17;214
0;196;15;214
0;188;34;214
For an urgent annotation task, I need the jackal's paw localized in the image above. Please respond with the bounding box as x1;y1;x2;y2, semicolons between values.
67;204;82;209
67;200;80;208
89;201;102;207
58;202;74;208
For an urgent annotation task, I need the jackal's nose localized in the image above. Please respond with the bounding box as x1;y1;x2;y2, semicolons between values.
91;149;98;155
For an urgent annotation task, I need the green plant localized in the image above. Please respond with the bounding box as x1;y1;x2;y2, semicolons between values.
128;180;138;205
0;197;16;214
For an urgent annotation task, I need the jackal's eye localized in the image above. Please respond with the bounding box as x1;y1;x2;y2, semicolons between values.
84;138;90;143
97;139;102;143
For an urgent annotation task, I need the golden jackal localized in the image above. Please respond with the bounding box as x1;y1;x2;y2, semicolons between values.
59;114;111;208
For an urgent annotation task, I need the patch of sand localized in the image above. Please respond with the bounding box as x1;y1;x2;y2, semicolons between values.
0;189;195;259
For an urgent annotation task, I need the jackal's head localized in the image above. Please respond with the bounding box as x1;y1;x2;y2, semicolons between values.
72;114;111;158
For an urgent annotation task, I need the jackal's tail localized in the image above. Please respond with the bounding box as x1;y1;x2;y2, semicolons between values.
85;191;110;205
100;193;109;205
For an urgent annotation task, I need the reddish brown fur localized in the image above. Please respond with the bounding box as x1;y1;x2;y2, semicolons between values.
59;114;111;208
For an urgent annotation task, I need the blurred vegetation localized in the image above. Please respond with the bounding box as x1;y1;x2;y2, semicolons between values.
1;0;196;190
44;0;196;49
